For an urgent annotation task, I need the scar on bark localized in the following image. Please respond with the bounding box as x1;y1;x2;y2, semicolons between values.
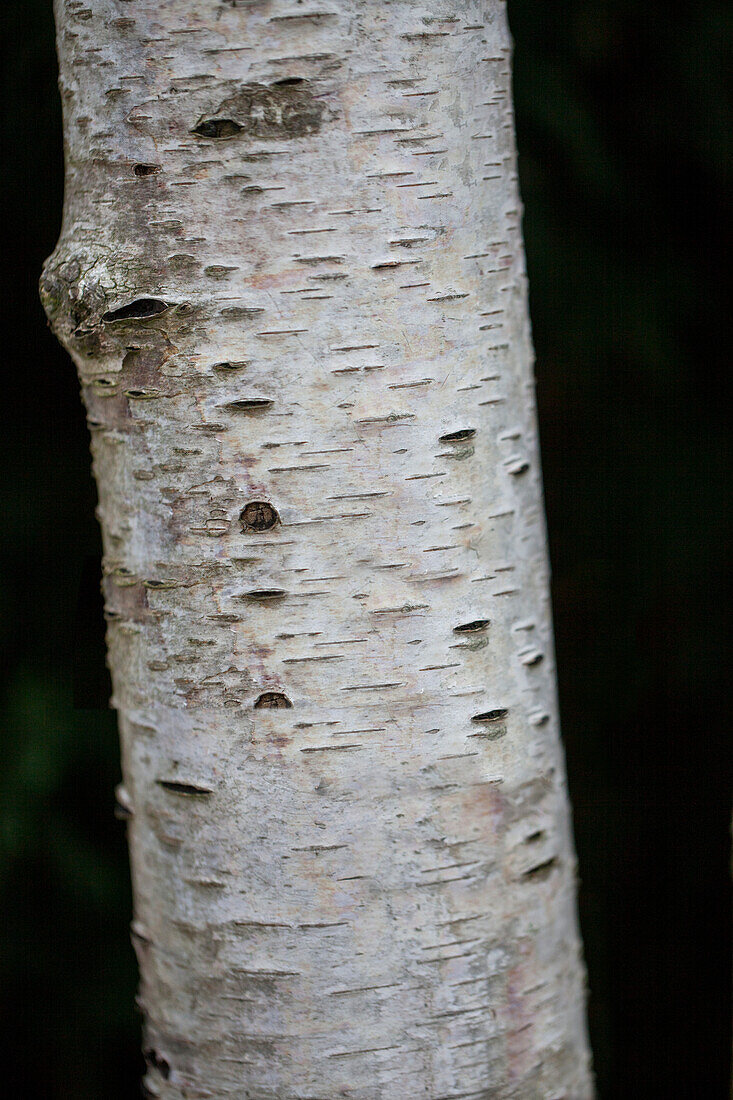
192;80;326;142
213;360;248;373
472;708;508;723
522;856;559;882
254;692;292;709
223;397;274;412
440;428;476;442
470;709;509;739
240;501;279;532
454;619;490;633
242;589;287;601
193;118;242;139
156;780;213;797
102;298;169;322
156;779;213;797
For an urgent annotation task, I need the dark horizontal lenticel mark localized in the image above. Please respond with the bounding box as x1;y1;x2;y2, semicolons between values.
102;298;169;322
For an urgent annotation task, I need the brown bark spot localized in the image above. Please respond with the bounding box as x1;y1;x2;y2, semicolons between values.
122;346;167;391
254;692;292;710
103;577;150;623
240;501;280;532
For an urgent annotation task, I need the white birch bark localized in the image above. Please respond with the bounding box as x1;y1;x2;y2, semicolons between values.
42;1;592;1096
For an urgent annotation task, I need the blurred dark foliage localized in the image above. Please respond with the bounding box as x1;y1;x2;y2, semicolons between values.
0;1;730;1096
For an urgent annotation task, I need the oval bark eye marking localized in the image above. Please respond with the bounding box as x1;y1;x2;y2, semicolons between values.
240;501;280;532
439;428;476;443
254;691;292;709
102;298;169;322
133;163;160;176
471;708;508;723
454;619;490;634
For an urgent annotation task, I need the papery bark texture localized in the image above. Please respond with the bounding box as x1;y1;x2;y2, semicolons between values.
41;2;593;1097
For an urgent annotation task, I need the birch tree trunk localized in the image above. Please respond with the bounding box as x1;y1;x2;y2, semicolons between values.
41;1;592;1096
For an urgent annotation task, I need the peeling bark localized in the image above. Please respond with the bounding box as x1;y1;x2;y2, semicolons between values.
42;2;592;1096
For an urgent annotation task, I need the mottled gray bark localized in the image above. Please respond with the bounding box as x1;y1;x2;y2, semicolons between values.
42;1;592;1096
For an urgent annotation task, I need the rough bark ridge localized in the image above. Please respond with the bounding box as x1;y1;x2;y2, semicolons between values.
42;1;592;1096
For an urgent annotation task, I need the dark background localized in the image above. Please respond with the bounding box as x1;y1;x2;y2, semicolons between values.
1;1;730;1096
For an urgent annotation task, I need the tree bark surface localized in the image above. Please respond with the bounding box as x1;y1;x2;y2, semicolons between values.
42;1;592;1096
